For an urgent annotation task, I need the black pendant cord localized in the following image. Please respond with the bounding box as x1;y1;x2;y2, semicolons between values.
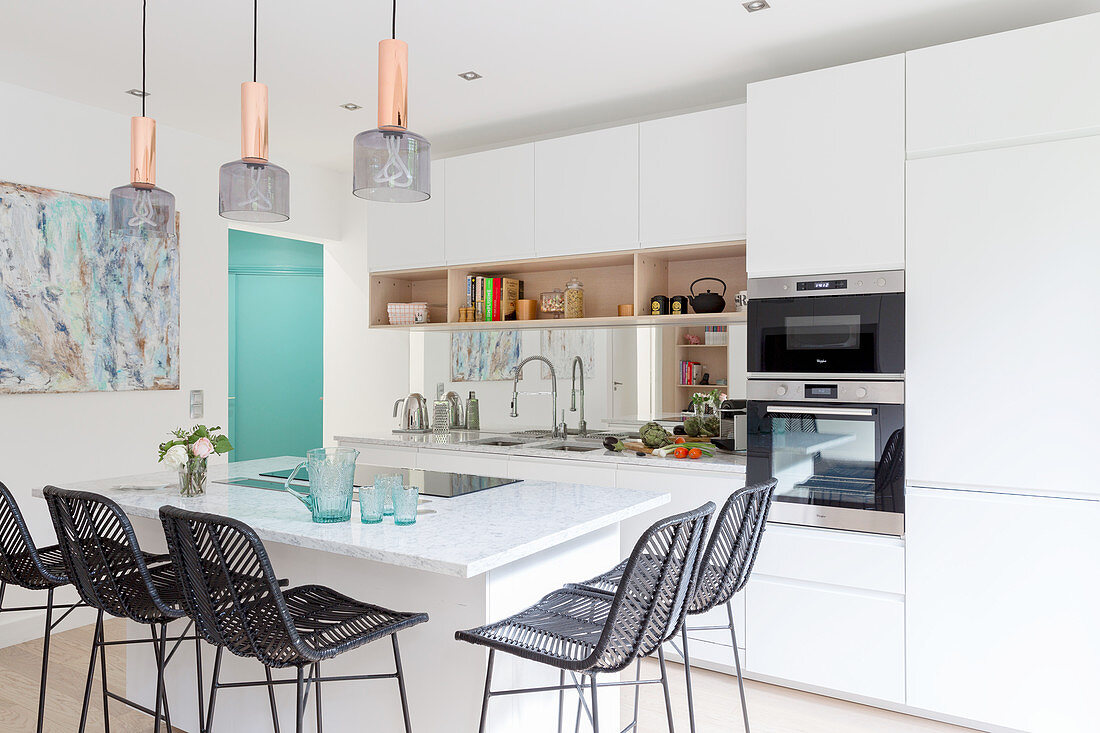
141;0;147;116
253;0;258;82
391;0;396;39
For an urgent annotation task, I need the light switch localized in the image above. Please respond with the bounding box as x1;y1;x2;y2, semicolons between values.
189;390;204;420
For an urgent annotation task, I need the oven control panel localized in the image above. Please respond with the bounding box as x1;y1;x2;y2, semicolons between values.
747;379;904;405
748;269;904;300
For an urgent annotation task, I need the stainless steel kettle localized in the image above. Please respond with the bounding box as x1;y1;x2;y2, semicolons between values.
393;393;430;433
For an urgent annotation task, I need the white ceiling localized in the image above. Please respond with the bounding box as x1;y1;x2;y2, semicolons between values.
2;0;1099;172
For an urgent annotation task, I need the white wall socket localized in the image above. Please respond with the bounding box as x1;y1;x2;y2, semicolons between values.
189;390;204;419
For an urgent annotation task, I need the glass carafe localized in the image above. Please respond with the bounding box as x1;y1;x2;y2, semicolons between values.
284;447;360;523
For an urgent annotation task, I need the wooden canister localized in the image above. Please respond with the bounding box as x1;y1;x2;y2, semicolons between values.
618;304;634;317
516;299;538;320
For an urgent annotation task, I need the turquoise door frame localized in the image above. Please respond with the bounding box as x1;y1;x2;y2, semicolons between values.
228;231;324;462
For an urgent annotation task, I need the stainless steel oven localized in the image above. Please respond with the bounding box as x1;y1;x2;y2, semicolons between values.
748;270;904;379
746;379;904;535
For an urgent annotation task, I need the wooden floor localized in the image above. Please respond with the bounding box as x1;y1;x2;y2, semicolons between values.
0;621;974;733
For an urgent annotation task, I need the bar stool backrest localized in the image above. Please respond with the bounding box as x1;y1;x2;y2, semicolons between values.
159;505;302;667
42;486;174;623
0;481;64;589
590;501;714;672
689;479;777;615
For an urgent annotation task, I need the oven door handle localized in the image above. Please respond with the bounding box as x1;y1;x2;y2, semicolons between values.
765;406;875;417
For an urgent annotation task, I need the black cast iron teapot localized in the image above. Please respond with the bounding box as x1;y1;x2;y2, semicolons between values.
688;277;726;314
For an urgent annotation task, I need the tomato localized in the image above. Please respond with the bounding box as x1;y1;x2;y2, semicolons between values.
688;448;703;459
673;447;688;459
674;436;687;444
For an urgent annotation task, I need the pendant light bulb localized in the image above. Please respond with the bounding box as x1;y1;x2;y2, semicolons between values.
352;0;431;202
109;0;176;242
219;0;290;222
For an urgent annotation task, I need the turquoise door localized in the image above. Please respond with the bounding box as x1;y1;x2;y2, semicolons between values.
228;231;323;462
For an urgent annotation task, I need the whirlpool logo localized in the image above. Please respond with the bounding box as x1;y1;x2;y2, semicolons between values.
816;358;828;364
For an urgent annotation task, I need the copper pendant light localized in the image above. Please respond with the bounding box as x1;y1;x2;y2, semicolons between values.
109;0;176;241
219;0;290;221
352;0;431;202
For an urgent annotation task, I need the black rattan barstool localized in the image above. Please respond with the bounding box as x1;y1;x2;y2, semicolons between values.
159;505;429;733
456;502;715;733
42;486;204;733
0;480;86;733
572;480;777;733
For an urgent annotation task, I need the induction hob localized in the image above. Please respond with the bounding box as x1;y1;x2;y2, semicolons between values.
251;464;518;499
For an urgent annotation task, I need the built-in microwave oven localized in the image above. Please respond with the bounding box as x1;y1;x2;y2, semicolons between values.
746;379;904;535
747;270;904;379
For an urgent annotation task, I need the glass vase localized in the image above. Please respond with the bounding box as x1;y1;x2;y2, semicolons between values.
179;456;208;497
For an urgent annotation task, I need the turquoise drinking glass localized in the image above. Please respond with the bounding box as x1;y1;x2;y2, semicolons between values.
284;447;359;523
393;485;419;526
376;473;401;516
359;483;385;524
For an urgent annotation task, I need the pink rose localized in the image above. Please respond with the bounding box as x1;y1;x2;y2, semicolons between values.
191;437;215;458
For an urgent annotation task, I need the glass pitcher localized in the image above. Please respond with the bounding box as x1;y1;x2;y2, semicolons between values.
284;447;360;523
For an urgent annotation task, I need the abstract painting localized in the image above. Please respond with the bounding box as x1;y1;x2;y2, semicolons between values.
540;329;596;380
0;182;180;393
450;330;521;381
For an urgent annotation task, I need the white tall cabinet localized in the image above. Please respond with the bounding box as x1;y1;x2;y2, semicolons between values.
365;159;446;272
746;55;905;278
639;105;747;248
534;125;639;256
445;143;536;264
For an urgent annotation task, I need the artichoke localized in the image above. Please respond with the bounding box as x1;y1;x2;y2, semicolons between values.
640;421;673;448
703;415;720;437
684;416;703;437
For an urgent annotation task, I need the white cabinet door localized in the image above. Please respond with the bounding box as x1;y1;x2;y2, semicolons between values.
907;14;1100;155
366;160;445;271
906;136;1100;495
746;55;905;278
507;456;617;488
445;144;535;265
640;105;746;248
534;125;639;256
906;487;1100;731
414;449;509;477
745;577;904;703
345;443;419;470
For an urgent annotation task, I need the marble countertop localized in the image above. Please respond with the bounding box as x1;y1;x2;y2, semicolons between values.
32;457;669;579
336;430;748;474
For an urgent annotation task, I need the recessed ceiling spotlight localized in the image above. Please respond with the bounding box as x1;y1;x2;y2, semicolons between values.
458;71;483;81
743;0;770;11
339;102;363;111
125;88;150;98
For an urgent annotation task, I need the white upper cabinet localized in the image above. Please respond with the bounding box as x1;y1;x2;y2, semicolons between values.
746;55;905;278
534;125;639;256
639;105;747;248
907;14;1100;155
445;143;535;265
366;160;446;272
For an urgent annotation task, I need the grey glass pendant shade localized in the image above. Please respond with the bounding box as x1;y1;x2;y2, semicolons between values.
108;184;177;241
218;159;290;222
352;128;431;203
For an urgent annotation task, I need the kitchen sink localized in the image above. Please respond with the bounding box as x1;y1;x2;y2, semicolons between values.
534;441;605;453
468;437;535;447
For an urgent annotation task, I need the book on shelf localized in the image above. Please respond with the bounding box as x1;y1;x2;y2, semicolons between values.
462;274;524;322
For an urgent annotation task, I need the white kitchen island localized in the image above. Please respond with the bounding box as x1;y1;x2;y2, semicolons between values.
34;457;669;733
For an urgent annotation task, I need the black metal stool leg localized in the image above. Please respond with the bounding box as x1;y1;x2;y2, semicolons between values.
98;619;110;733
391;633;413;733
79;611;104;733
35;587;54;733
194;637;205;733
313;662;323;733
681;626;698;733
658;645;676;733
206;646;224;733
727;601;750;733
264;665;281;733
294;666;306;733
629;657;641;733
477;649;495;733
557;669;565;733
589;674;600;733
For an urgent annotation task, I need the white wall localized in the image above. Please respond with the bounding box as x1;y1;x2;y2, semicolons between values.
0;80;393;642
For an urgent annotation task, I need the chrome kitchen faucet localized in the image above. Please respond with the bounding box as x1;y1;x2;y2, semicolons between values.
570;355;587;437
510;356;568;439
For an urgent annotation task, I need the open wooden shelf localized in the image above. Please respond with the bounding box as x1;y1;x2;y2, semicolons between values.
369;241;747;330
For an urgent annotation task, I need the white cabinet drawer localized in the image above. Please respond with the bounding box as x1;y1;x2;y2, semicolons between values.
415;449;509;478
745;578;904;703
752;523;904;595
507;457;617;488
687;598;746;651
345;443;419;470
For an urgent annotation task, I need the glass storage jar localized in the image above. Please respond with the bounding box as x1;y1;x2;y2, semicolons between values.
540;289;565;318
565;277;584;318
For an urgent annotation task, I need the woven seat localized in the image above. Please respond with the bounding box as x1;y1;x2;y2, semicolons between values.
160;505;428;732
457;502;714;732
